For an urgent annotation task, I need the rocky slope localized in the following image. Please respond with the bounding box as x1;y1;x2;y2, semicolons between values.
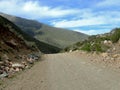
0;15;60;78
64;28;120;53
0;15;61;53
0;12;88;48
63;28;120;68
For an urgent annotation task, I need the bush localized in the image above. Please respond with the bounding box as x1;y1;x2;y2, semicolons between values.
110;28;120;43
81;43;91;52
91;43;103;52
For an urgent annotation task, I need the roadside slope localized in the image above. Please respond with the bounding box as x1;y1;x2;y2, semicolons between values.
0;15;61;53
1;52;120;90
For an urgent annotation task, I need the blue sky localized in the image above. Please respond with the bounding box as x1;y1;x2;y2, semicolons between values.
0;0;120;35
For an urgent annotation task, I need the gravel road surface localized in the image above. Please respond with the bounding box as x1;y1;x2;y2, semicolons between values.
2;52;120;90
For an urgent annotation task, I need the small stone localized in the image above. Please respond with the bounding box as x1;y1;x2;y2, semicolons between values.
101;53;108;58
0;72;8;78
9;68;14;73
2;54;9;60
14;68;19;72
41;81;44;83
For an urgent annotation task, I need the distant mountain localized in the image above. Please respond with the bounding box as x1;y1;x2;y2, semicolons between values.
0;12;88;48
0;15;61;54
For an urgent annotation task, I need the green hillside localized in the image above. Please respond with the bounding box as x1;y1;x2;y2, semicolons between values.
0;12;88;48
0;15;61;53
63;28;120;52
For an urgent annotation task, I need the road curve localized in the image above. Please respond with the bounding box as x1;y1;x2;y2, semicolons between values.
2;52;120;90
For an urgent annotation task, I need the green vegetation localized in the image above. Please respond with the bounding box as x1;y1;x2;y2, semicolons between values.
110;28;120;43
63;28;120;52
81;43;91;52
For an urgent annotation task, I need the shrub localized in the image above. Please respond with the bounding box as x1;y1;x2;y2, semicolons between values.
110;28;120;43
81;43;91;52
91;43;103;52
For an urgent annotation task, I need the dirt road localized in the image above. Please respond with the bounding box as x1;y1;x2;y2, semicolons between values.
2;52;120;90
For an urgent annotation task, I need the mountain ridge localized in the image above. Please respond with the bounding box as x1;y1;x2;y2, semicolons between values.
0;15;61;53
0;12;88;48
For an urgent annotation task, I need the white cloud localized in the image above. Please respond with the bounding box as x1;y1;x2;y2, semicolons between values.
51;16;107;28
22;1;80;18
74;29;111;35
0;0;80;19
97;0;120;7
51;10;120;28
0;0;120;35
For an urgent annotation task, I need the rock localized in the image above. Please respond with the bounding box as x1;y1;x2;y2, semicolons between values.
27;54;39;62
14;68;20;72
9;68;14;73
9;39;18;46
5;67;9;72
12;63;24;68
118;39;120;45
101;53;108;58
103;40;108;44
0;72;8;78
110;58;115;61
2;54;9;60
103;40;112;45
112;47;116;51
112;54;120;58
107;49;111;53
105;57;110;60
0;61;4;65
69;50;72;52
25;65;29;69
27;59;34;64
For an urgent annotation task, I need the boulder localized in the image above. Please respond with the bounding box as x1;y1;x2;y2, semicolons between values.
12;63;24;68
103;40;112;45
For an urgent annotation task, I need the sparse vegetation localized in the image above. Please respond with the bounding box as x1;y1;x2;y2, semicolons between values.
0;15;61;53
63;28;120;52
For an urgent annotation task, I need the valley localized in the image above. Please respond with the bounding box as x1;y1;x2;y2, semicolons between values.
0;12;120;90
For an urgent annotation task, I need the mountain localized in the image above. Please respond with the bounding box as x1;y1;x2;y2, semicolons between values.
0;12;88;48
0;15;61;54
0;16;35;62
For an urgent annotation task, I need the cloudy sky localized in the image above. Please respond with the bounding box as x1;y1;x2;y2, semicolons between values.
0;0;120;35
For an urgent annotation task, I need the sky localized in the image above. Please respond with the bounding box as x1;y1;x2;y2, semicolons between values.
0;0;120;35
